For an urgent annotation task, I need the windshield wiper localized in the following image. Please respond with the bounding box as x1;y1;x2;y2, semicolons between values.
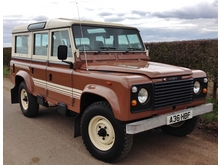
127;47;142;51
99;47;116;50
94;47;116;54
123;47;143;54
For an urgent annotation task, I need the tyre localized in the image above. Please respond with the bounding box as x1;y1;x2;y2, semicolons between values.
161;116;199;137
18;81;39;117
81;101;133;163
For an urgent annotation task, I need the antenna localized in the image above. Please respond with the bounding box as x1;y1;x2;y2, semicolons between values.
76;2;89;71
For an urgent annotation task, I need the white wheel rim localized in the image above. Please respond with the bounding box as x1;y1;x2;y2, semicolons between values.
88;115;115;151
20;88;29;110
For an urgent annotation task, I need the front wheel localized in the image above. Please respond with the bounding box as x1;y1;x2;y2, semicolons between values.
161;116;199;137
81;101;133;163
18;81;39;117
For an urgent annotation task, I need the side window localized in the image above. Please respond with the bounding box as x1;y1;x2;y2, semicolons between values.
15;35;29;54
51;30;72;57
34;33;48;55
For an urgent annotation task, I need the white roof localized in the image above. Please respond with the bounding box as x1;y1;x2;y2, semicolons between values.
12;18;133;33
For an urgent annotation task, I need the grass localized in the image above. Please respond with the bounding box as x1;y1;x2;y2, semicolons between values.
200;97;218;123
3;66;10;76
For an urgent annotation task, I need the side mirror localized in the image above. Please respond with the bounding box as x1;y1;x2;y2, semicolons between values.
58;45;67;60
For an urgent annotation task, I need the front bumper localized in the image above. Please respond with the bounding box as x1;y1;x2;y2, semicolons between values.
126;103;213;134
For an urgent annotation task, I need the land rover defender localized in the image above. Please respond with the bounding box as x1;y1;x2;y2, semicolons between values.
10;18;213;162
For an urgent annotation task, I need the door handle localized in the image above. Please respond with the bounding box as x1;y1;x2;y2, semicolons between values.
31;68;34;74
49;74;52;81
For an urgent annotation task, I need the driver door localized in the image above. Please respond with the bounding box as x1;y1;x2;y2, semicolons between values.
46;29;74;106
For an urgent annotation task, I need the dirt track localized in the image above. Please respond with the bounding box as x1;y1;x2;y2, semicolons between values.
3;77;218;165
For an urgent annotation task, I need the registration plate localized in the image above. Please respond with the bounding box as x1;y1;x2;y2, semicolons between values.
167;110;193;125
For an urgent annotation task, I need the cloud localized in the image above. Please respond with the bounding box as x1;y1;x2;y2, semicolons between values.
104;17;125;22
131;10;151;16
98;11;125;19
139;25;218;42
97;10;126;22
33;15;49;21
151;1;218;19
98;12;114;17
212;0;218;6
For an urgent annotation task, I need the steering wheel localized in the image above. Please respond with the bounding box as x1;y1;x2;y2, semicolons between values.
77;45;92;51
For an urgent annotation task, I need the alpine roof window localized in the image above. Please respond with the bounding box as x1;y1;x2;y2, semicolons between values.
28;22;46;31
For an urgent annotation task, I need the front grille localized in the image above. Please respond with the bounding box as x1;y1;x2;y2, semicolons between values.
153;79;193;109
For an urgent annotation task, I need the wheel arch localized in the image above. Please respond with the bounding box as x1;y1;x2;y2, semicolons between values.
80;85;121;120
15;70;34;93
11;71;34;103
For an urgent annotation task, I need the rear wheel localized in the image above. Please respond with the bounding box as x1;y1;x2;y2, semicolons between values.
161;116;199;137
18;81;39;117
81;101;133;163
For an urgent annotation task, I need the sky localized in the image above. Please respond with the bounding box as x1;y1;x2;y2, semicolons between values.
2;0;218;47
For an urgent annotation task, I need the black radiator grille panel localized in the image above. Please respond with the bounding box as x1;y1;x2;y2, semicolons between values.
154;79;193;109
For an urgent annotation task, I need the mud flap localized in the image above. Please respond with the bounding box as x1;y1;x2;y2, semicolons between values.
74;113;82;138
11;86;19;103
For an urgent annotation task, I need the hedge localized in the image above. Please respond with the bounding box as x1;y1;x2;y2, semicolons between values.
3;47;11;67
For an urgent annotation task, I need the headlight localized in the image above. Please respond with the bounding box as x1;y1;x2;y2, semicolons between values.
193;81;201;94
138;88;148;104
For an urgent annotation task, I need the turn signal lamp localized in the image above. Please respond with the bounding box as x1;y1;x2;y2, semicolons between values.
131;100;137;106
203;88;207;94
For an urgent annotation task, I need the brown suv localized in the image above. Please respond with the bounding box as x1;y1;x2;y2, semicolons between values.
10;18;213;162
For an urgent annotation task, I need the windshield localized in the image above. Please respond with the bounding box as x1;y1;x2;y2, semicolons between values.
72;24;145;52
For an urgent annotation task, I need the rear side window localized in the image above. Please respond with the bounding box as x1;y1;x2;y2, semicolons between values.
34;33;48;56
15;35;29;54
